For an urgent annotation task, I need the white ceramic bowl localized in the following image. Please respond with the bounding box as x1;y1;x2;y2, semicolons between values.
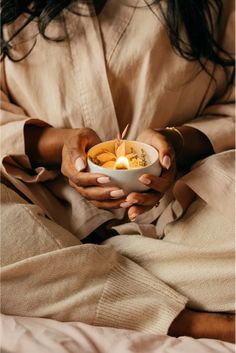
87;140;162;194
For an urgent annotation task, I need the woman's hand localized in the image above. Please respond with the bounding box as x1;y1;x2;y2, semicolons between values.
25;125;127;209
125;128;179;221
24;124;213;214
125;124;214;221
61;128;127;209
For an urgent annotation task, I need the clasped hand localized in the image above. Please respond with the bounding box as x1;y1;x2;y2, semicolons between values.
61;128;176;221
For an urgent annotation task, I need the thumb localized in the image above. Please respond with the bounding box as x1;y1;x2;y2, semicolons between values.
151;133;174;170
69;138;89;173
73;130;101;172
74;156;87;172
160;153;172;171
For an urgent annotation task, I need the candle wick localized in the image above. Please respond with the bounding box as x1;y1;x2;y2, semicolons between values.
114;156;130;169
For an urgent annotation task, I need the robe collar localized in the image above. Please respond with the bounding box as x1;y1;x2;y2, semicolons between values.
64;1;143;140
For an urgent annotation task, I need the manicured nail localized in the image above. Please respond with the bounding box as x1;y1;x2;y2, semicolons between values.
126;198;139;204
97;176;110;184
139;175;151;185
75;157;86;171
120;201;133;208
162;155;171;170
110;189;125;198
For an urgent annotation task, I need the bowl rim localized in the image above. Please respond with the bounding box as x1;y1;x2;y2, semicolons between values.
87;140;159;173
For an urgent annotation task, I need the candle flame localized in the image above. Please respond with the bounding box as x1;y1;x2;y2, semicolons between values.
114;156;130;169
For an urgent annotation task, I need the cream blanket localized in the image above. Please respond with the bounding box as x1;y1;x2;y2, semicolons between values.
1;314;234;353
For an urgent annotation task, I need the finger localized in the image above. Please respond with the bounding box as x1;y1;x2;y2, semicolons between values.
150;132;175;170
138;171;175;193
67;129;101;173
69;172;113;187
90;198;126;210
71;183;125;201
128;205;153;221
126;191;162;207
160;158;176;179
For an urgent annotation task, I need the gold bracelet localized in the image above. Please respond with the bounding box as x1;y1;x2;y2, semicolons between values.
165;127;184;149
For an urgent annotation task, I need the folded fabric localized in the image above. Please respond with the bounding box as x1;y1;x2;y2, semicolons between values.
1;314;235;353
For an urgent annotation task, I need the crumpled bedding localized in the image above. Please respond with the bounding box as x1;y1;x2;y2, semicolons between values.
1;314;234;353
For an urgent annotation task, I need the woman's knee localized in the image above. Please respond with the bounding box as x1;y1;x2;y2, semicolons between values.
0;183;80;267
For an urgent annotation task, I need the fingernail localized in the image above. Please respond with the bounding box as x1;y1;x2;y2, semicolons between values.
75;157;86;171
162;155;171;170
97;176;110;184
139;176;151;185
126;198;139;204
110;189;125;198
120;201;133;208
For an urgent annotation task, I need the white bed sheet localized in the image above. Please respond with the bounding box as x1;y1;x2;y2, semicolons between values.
1;314;235;353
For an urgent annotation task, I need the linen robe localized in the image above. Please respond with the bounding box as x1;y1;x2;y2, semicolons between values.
0;0;235;333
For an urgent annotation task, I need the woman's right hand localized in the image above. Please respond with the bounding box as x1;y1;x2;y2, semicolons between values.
61;128;127;209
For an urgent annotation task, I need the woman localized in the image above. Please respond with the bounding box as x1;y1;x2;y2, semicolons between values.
0;0;235;342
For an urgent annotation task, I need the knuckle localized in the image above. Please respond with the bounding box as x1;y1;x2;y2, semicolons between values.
98;191;110;201
90;200;101;208
77;187;84;196
70;173;81;185
68;179;75;187
82;188;92;199
82;127;94;135
87;188;106;201
79;127;96;140
61;165;69;177
129;192;140;200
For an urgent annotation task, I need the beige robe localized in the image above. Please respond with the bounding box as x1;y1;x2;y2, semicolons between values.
0;0;235;333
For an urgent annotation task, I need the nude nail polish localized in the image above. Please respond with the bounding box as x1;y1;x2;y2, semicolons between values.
110;190;125;198
162;155;171;170
75;157;86;172
97;176;110;184
120;201;133;208
139;176;151;185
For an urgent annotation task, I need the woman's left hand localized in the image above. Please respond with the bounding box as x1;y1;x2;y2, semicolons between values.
125;128;177;221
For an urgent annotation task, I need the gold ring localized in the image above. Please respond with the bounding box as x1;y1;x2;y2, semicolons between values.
155;201;160;207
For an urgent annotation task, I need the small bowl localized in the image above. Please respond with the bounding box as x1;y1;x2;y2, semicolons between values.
87;140;161;193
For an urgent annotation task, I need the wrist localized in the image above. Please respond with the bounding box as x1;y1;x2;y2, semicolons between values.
155;127;184;158
171;126;214;169
24;125;77;167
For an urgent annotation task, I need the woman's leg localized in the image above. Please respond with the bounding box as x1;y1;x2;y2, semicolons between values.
1;183;81;267
169;309;235;343
106;197;235;341
106;198;234;312
1;183;189;334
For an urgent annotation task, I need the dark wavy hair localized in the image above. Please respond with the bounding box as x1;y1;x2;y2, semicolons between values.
0;0;234;80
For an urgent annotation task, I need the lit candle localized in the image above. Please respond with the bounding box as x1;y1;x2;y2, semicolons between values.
87;138;162;193
114;156;130;169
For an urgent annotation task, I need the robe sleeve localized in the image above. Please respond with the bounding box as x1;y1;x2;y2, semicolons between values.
184;83;235;153
0;61;58;183
184;0;235;153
